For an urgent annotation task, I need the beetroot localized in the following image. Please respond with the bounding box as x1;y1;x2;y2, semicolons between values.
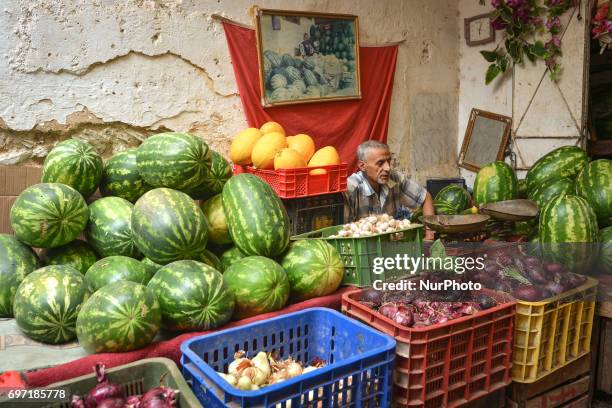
513;284;545;301
96;398;125;408
85;364;124;408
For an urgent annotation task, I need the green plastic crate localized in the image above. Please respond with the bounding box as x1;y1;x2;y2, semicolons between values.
292;223;424;286
0;358;201;408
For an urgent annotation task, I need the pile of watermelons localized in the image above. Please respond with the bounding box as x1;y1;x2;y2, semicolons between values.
1;133;345;353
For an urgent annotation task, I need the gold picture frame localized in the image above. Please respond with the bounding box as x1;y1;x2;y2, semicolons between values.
255;8;361;107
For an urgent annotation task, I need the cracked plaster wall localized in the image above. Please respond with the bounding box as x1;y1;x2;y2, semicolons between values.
0;0;460;183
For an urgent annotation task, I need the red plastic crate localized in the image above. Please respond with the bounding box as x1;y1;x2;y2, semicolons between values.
233;164;348;198
341;289;515;408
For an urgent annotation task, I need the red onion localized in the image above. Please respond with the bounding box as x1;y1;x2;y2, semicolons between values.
393;311;414;326
361;288;383;304
140;387;176;408
85;364;124;408
126;395;142;408
513;284;545;301
378;303;399;319
544;262;566;274
71;395;85;408
96;398;125;408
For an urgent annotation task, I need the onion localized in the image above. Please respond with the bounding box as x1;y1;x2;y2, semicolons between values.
544;262;566;274
523;257;541;269
513;284;545;301
496;254;513;267
85;364;124;408
378;303;399;319
96;398;125;408
125;395;141;408
543;281;565;295
361;288;383;304
526;266;548;284
140;386;176;408
71;395;85;408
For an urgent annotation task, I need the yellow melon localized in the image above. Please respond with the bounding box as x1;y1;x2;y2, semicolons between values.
287;134;316;162
308;146;341;175
260;121;285;136
229;128;263;165
274;148;307;170
251;132;287;169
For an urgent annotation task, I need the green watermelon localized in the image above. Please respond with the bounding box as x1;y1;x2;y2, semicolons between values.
42;139;103;198
13;265;89;344
517;179;528;199
599;227;612;274
526;146;588;193
222;174;290;257
528;177;574;210
196;249;223;272
142;257;164;276
435;185;471;212
433;201;458;215
131;188;208;264
184;151;232;200
0;234;40;317
76;281;161;353
10;183;89;248
576;159;612;227
85;256;152;293
473;161;517;205
264;50;282;68
201;195;231;245
86;197;140;258
99;148;152;203
280;240;344;302
220;246;248;271
40;239;98;274
147;260;235;331
136;132;212;191
223;256;289;319
410;207;423;222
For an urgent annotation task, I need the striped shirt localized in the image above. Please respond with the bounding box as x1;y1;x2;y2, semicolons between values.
343;170;427;222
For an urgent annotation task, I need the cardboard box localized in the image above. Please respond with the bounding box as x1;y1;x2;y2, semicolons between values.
0;166;42;234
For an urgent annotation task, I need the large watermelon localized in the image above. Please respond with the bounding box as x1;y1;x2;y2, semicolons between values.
86;197;140;258
576;159;612;227
280;240;344;302
0;234;40;317
201;195;231;245
220;246;247;271
131;188;208;264
517;179;528;199
142;257;163;276
85;256;152;293
13;265;89;344
10;183;89;248
99;148;152;203
526;146;588;193
40;239;98;274
473;161;518;205
528;177;574;210
147;260;235;331
222;174;290;257
76;281;161;353
599;227;612;274
136;132;212;191
223;256;289;319
433;201;457;215
434;185;471;212
184;151;232;200
42;139;103;198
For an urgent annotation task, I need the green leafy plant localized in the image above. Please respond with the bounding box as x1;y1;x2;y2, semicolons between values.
482;0;576;84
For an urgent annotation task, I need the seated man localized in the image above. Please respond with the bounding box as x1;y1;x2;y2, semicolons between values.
344;141;435;240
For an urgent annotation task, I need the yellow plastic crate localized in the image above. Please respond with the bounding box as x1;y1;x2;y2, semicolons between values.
512;277;598;383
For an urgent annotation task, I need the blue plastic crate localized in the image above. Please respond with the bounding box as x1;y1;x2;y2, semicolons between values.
180;307;396;408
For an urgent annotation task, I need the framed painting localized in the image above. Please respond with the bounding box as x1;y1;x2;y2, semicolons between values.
255;8;361;107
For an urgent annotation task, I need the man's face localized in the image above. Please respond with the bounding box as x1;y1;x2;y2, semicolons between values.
359;147;392;186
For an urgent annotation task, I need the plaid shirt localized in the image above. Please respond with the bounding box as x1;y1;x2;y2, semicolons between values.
343;170;427;222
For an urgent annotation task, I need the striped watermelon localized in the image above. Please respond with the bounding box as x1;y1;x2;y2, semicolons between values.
85;256;152;293
195;249;223;272
528;177;574;210
220;246;247;271
10;183;89;248
13;265;89;344
264;50;282;68
99;148;152;203
40;239;98;274
142;257;163;276
0;234;40;317
433;201;457;215
222;174;290;257
526;146;588;193
42;139;103;198
473;161;517;205
576;159;612;227
281;53;295;67
184;151;232;200
270;74;288;90
223;256;289;319
435;185;471;212
599;227;612;274
303;69;318;86
147;260;235;331
517;179;528;199
76;281;161;353
280;240;344;302
131;188;208;264
136;132;212;191
86;197;140;258
201;195;231;245
285;66;302;82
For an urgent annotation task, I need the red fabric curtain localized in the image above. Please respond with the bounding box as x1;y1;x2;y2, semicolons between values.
222;21;398;172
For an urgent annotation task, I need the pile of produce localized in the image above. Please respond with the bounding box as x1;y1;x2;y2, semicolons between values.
329;214;413;238
2;131;345;353
70;364;177;408
217;350;324;391
230;121;341;172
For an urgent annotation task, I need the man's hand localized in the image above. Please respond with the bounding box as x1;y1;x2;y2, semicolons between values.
422;192;435;241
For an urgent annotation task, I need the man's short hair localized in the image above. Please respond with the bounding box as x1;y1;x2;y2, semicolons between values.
357;140;390;161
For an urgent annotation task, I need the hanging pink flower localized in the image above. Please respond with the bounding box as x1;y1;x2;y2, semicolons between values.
492;16;508;30
546;16;561;30
491;0;503;8
507;0;523;8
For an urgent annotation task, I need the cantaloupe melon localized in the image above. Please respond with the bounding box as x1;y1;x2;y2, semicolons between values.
274;148;307;170
308;146;341;175
287;134;316;162
251;132;287;169
260;121;285;136
229;128;263;165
